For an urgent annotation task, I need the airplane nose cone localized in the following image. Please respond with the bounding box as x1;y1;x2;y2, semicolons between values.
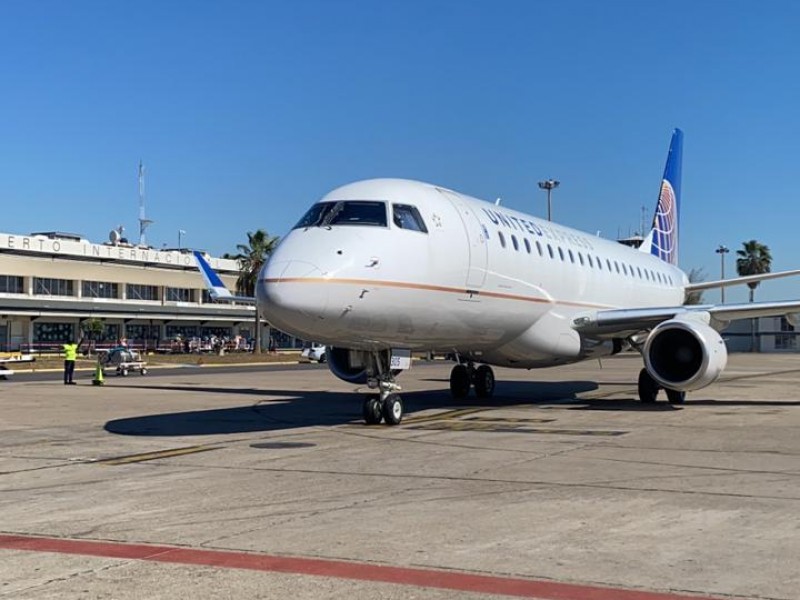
257;259;329;334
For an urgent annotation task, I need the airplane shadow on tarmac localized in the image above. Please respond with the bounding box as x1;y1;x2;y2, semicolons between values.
104;380;602;437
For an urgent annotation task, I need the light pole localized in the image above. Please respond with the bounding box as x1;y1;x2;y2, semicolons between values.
178;229;186;251
538;179;560;222
715;245;729;303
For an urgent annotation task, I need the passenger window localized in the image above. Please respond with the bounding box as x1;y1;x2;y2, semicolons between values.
524;238;531;254
637;267;642;278
512;235;519;251
568;249;575;263
392;204;428;233
498;231;506;248
614;261;620;274
586;254;592;268
578;253;585;266
536;241;543;256
607;259;613;271
547;244;554;258
622;263;627;276
558;247;565;261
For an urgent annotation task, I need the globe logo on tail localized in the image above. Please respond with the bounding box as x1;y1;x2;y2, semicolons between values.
651;179;677;265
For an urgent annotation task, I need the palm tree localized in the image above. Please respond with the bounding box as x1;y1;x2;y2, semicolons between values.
736;240;772;302
225;229;280;354
736;240;772;352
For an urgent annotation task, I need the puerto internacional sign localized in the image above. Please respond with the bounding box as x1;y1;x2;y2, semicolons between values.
0;232;236;270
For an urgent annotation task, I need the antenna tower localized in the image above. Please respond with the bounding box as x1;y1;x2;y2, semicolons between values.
138;161;154;246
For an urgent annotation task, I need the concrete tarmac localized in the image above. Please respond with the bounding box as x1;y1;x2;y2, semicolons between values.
1;354;798;599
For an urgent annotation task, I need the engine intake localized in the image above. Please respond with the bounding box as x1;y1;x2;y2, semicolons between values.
643;319;727;391
327;347;369;384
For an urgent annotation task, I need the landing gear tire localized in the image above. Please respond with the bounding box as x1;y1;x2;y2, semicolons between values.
363;396;383;425
665;388;686;405
382;394;404;425
637;368;659;403
450;364;471;399
474;365;495;399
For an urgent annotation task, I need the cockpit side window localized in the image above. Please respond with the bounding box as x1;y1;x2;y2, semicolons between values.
293;200;388;229
392;204;428;233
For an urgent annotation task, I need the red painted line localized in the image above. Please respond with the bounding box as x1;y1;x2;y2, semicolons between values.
0;534;719;600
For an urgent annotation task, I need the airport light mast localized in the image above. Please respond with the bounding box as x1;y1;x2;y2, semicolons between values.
716;245;730;303
138;161;154;247
538;179;560;222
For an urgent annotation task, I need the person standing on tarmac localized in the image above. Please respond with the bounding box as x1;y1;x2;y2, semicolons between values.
62;336;85;385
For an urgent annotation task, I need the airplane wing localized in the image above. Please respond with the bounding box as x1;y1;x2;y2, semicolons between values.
685;269;800;292
193;251;256;304
573;300;800;338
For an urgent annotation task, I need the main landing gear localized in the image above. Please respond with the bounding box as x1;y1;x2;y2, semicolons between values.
449;362;496;399
362;351;404;426
637;368;685;405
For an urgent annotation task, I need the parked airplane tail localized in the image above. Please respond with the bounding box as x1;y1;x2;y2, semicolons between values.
640;128;683;266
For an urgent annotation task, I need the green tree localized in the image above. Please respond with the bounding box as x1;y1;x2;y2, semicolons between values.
80;318;104;355
684;268;705;305
225;229;280;354
736;240;772;303
736;240;772;352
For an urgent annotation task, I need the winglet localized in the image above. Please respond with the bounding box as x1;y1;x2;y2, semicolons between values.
193;251;235;301
641;128;683;266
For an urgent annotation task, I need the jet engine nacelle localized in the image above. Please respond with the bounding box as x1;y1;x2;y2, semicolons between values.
327;347;370;384
643;319;728;392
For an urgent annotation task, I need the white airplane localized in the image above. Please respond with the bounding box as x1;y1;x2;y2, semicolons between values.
196;129;800;425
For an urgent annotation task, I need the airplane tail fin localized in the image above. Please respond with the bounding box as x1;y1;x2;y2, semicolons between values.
640;128;683;266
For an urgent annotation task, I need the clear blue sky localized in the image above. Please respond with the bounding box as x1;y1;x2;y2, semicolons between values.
2;0;799;303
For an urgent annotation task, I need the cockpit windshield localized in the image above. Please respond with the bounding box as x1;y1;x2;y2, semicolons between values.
293;201;388;229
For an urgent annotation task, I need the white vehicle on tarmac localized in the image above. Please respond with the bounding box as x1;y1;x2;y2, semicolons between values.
301;343;327;363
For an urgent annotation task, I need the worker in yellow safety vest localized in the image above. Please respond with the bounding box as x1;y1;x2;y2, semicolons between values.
62;336;85;385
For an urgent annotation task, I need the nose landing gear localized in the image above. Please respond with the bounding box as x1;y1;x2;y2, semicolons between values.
362;350;405;426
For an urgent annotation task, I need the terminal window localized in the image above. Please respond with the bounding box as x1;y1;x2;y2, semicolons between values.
0;275;23;294
34;277;74;297
127;284;159;301
165;287;194;302
776;317;797;350
82;281;119;299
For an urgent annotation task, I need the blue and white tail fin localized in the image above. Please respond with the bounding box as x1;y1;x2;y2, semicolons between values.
640;128;683;266
193;251;256;304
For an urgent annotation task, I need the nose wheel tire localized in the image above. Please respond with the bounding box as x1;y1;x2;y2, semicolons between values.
637;368;660;403
381;394;404;425
363;396;383;425
450;364;471;399
474;365;495;398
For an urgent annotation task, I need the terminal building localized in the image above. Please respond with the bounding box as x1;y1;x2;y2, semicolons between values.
0;230;266;353
1;229;796;354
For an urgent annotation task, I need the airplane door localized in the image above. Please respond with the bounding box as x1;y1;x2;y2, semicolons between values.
437;189;488;289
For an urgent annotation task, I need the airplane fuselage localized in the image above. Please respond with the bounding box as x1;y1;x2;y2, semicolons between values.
259;179;687;368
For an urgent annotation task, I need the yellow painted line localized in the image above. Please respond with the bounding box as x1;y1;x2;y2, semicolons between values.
401;408;487;424
99;445;220;465
406;422;627;435
462;416;556;424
